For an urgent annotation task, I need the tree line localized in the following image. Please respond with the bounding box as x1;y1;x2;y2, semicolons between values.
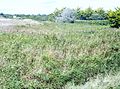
48;7;120;28
0;7;120;28
49;7;108;21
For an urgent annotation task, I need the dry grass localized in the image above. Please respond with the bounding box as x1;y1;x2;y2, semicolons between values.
65;72;120;89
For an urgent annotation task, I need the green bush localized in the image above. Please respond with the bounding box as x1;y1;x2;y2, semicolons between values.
108;8;120;28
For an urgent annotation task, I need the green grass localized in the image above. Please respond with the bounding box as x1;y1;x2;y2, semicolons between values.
75;20;109;25
65;71;120;89
0;22;120;89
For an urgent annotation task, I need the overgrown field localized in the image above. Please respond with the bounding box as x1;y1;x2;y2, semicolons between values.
0;22;120;89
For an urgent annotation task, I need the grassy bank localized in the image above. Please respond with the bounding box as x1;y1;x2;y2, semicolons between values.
0;22;120;89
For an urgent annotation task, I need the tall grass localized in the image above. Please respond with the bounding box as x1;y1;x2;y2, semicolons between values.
0;22;120;89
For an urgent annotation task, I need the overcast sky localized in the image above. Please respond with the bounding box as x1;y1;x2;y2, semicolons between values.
0;0;119;14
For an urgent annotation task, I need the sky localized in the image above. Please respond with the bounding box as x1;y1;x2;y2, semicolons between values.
0;0;119;15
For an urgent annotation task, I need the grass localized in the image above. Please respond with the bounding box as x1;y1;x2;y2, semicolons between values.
65;71;120;89
75;20;109;25
0;22;120;89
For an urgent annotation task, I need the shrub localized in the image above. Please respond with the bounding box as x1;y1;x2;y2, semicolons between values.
56;8;75;23
89;14;105;20
108;8;120;28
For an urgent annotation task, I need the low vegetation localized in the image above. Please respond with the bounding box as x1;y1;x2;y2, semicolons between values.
65;71;120;89
0;6;120;89
75;20;109;25
0;22;120;89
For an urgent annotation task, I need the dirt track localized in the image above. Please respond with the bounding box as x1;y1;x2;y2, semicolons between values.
0;18;42;33
0;18;40;26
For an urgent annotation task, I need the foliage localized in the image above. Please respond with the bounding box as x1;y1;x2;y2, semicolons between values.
48;8;64;22
89;14;105;20
108;7;120;28
48;13;55;21
56;8;75;23
84;7;94;20
75;8;86;20
75;7;107;20
0;7;117;22
95;8;108;19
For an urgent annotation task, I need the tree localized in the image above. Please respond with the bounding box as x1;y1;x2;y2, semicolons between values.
53;8;63;17
84;7;94;20
108;7;120;28
95;8;107;20
56;8;75;23
75;8;81;19
48;8;64;21
75;8;86;20
48;13;55;21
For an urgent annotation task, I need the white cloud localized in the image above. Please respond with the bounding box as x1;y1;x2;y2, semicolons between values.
0;0;119;14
